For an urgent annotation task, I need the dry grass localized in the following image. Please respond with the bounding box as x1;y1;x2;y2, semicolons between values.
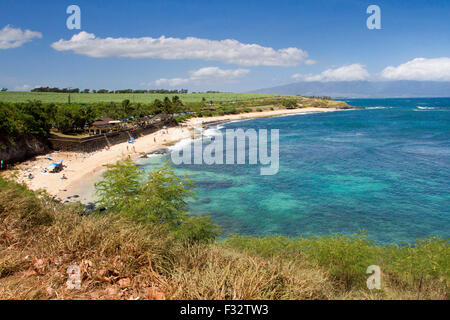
165;246;332;300
0;180;332;300
0;179;448;300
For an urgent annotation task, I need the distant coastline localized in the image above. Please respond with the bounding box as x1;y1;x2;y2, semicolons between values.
251;80;450;98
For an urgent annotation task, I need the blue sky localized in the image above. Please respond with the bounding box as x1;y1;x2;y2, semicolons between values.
0;0;449;92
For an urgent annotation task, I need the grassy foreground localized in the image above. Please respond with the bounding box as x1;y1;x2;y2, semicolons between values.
0;176;448;300
0;92;283;104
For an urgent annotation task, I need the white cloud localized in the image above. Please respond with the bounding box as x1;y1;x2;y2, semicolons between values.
292;64;370;82
149;67;250;87
305;59;317;65
380;57;450;81
51;31;309;66
190;67;250;80
0;25;42;49
153;78;190;87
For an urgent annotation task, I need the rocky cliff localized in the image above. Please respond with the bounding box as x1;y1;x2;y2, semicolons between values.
0;135;49;166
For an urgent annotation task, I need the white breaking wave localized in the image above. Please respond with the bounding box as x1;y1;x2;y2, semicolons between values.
168;138;194;152
203;126;224;137
169;125;224;153
417;106;436;110
141;153;164;159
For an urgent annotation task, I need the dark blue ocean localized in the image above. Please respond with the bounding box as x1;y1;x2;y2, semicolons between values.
142;98;450;244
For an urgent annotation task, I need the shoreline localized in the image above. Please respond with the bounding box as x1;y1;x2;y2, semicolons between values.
4;107;344;204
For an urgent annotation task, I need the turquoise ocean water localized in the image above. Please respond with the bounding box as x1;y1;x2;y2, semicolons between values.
141;98;450;244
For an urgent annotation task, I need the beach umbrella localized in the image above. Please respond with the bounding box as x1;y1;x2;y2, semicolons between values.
47;160;63;172
47;163;58;170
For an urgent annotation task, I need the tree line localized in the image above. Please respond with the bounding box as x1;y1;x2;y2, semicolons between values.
30;87;189;94
303;95;333;100
0;101;56;138
0;96;190;137
0;95;308;138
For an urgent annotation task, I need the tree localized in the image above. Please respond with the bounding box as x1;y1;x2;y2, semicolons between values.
172;95;183;106
163;97;173;114
95;159;143;212
95;160;195;226
95;160;219;243
121;99;134;118
153;99;164;114
0;101;55;137
174;215;220;244
282;100;298;109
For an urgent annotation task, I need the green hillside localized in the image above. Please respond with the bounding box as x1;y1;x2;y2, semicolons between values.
0;92;285;104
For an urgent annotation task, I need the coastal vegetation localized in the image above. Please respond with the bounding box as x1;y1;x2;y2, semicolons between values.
0;162;447;300
0;97;183;138
0;101;56;138
0;95;344;138
0;93;347;166
95;160;220;244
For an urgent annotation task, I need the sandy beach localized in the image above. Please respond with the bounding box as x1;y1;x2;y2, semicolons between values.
6;107;340;203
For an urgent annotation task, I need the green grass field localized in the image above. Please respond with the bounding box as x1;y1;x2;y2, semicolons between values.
0;92;285;104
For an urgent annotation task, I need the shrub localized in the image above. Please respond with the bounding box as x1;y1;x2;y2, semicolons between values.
282;100;298;109
297;234;378;290
175;216;220;244
95;160;220;244
223;233;449;295
96;160;196;225
383;237;450;291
